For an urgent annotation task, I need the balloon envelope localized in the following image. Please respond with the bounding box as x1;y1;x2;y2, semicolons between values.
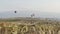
14;11;17;13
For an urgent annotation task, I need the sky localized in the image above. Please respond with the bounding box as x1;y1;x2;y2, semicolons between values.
0;0;60;18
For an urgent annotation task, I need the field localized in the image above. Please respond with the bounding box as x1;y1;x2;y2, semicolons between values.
0;17;60;34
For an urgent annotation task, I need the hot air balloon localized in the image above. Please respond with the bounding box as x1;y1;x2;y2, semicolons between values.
31;13;35;18
14;11;17;13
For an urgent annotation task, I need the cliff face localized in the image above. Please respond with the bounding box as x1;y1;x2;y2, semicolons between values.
0;18;60;34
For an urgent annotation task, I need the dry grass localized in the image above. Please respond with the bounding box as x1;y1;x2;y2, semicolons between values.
0;18;60;34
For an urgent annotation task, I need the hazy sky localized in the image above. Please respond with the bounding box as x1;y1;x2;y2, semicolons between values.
0;0;60;18
0;0;60;12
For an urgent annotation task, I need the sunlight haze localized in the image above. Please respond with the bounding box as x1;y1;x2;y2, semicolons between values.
0;0;60;18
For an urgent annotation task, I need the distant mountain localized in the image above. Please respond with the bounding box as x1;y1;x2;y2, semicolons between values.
0;11;60;19
0;11;33;18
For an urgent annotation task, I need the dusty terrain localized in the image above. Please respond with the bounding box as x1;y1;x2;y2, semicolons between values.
0;17;60;34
